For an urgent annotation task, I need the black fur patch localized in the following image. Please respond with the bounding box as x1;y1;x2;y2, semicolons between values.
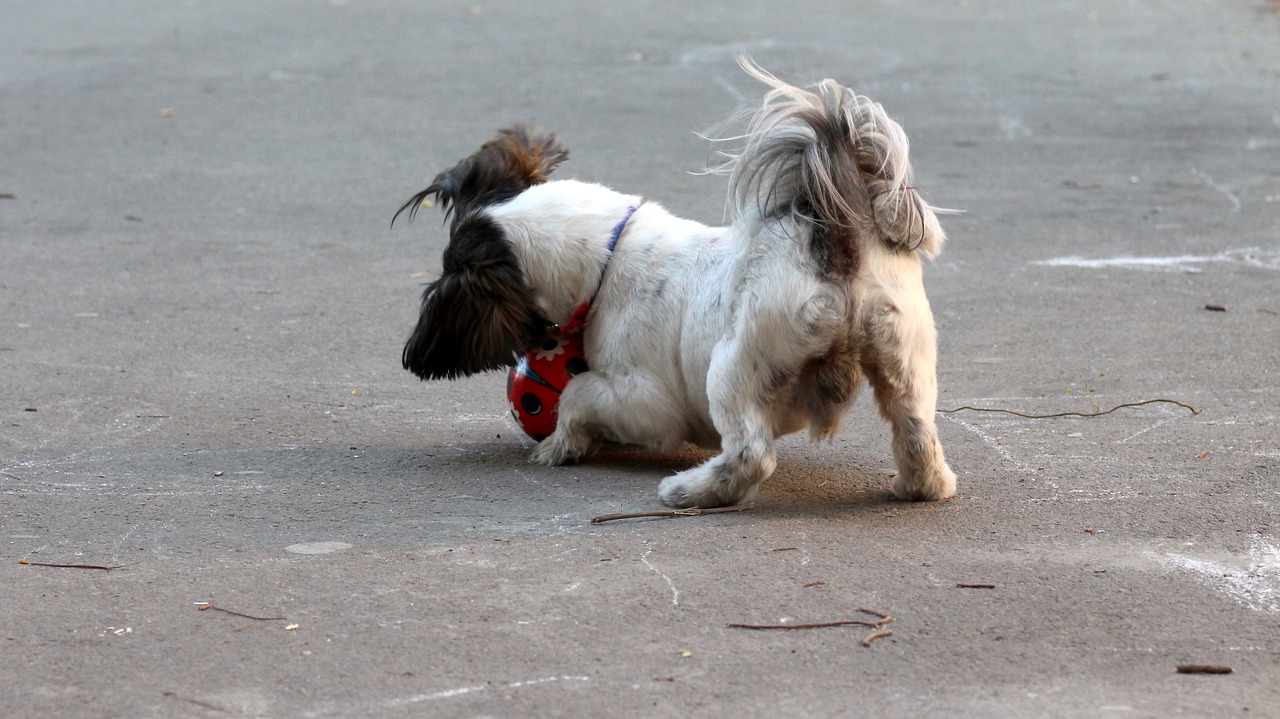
392;125;568;228
808;214;860;279
396;125;570;381
402;215;551;380
803;352;858;406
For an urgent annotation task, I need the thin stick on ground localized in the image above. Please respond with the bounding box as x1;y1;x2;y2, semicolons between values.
1176;665;1233;675
727;620;883;630
938;398;1199;420
729;609;894;632
163;692;230;712
194;602;286;622
19;559;127;571
591;504;753;524
862;630;893;647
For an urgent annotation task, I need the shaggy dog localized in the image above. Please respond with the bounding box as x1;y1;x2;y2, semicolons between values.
395;60;956;508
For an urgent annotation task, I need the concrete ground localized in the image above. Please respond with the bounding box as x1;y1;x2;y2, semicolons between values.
2;1;1278;717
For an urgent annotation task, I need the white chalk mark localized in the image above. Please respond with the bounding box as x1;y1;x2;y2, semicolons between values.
506;675;590;689
938;412;1037;475
1116;415;1182;445
640;542;681;607
384;686;486;707
1190;168;1241;212
711;74;748;104
286;541;352;555
525;511;578;536
998;115;1033;139
1121;406;1187;445
1161;536;1280;614
380;676;590;710
1033;247;1280;273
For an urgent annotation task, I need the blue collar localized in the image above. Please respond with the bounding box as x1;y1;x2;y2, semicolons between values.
592;205;637;301
606;205;637;255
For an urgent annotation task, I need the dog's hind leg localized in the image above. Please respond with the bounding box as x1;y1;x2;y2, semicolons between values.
861;293;956;501
657;337;779;508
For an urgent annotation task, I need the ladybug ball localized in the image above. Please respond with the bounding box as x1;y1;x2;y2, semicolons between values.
507;331;590;441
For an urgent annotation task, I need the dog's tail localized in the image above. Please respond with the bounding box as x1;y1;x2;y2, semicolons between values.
726;58;946;262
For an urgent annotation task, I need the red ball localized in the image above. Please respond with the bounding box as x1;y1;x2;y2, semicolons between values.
507;324;590;441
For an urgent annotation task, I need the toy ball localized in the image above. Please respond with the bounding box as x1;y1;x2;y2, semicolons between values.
507;319;590;441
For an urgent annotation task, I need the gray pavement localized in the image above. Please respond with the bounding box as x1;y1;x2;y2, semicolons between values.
3;1;1279;717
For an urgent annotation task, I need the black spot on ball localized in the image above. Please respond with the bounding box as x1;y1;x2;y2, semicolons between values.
531;434;546;442
566;357;589;377
521;392;543;416
542;338;559;351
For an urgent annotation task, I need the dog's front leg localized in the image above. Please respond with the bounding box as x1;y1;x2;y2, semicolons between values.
530;370;685;466
658;339;777;508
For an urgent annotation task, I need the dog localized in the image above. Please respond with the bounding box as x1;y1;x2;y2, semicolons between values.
394;60;956;508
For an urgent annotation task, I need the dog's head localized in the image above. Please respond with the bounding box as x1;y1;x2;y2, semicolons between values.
396;125;569;380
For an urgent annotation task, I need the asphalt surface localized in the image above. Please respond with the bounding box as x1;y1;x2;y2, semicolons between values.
2;2;1279;717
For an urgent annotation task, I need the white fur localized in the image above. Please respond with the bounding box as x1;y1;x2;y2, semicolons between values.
496;176;955;507
429;65;956;508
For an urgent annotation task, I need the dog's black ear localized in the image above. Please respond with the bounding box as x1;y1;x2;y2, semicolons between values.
402;215;552;380
392;125;569;227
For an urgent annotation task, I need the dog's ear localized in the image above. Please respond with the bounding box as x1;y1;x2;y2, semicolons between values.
393;125;569;227
402;215;552;380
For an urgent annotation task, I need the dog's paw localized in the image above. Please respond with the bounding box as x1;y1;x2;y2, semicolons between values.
528;432;586;466
657;473;698;508
658;466;758;509
892;462;957;502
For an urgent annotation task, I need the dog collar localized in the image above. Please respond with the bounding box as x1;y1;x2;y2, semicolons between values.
507;206;637;440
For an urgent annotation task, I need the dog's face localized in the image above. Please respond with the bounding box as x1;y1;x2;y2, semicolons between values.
395;127;569;380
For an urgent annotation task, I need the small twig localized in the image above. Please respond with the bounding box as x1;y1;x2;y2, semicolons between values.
729;610;893;632
862;630;893;647
1176;664;1233;675
771;547;799;552
194;601;286;622
956;583;997;589
0;471;22;481
802;581;826;588
19;558;127;571
728;620;882;630
938;398;1199;420
1083;383;1101;414
163;692;229;712
591;504;753;524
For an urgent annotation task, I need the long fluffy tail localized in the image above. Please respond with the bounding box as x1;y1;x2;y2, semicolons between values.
726;58;946;259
